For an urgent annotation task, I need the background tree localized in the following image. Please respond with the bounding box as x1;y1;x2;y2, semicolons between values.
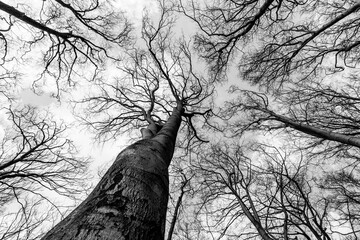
166;170;192;240
3;0;360;239
0;1;132;237
178;0;306;80
179;0;360;152
0;105;89;240
180;0;360;86
188;142;359;239
179;0;360;153
177;1;360;239
224;84;360;151
0;0;132;95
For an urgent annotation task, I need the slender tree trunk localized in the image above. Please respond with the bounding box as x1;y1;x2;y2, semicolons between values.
268;110;360;148
42;105;183;240
166;177;188;240
0;1;74;39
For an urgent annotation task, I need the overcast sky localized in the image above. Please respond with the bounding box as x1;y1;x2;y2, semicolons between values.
10;0;160;180
2;0;248;181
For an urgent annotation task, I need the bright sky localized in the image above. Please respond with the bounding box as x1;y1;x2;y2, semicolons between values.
1;1;160;235
12;0;162;179
5;0;248;179
1;1;357;239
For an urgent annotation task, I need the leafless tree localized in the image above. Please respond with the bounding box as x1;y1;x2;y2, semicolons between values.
180;0;360;88
0;0;132;94
75;1;214;146
318;168;360;239
41;2;213;239
177;0;301;80
179;0;360;171
190;142;359;239
0;105;89;240
223;82;360;150
214;80;360;239
5;1;360;240
166;171;192;240
190;8;360;234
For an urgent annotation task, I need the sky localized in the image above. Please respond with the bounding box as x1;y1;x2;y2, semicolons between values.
1;2;210;236
1;0;239;227
1;1;359;239
12;0;162;179
3;0;251;183
0;1;161;235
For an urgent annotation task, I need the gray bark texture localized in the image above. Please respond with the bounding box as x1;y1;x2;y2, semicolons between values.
42;106;183;240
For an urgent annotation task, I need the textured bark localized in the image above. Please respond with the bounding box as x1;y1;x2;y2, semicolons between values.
42;106;183;240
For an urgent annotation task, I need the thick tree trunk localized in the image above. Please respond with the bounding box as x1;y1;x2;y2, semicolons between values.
42;106;183;240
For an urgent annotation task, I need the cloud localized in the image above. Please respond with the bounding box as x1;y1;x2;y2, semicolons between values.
20;89;57;106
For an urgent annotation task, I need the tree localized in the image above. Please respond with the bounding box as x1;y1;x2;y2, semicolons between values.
179;0;360;151
166;171;192;240
0;105;88;240
178;0;360;146
319;170;360;238
180;0;360;86
177;1;360;239
0;2;131;236
0;0;132;95
41;2;213;239
190;142;359;239
223;84;360;151
178;0;307;81
3;0;360;239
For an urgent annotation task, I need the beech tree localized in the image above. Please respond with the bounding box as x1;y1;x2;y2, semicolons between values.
3;0;360;239
178;0;294;79
180;0;360;85
0;2;131;237
0;0;131;94
179;0;360;149
192;142;360;239
41;3;212;239
0;106;88;240
179;0;360;147
223;83;360;153
177;0;360;239
1;1;211;239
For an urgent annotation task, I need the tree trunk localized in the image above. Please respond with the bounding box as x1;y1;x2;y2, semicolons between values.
0;1;74;39
42;106;183;240
269;111;360;148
